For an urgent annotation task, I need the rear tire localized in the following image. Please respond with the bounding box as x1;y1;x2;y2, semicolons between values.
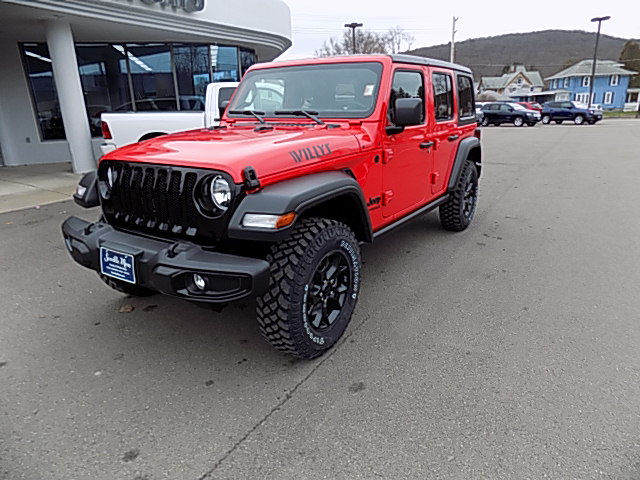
439;160;479;232
542;115;551;124
98;274;155;297
256;218;361;359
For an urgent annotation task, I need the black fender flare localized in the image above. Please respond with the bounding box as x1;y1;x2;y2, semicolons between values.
447;136;482;192
228;171;372;243
73;170;100;208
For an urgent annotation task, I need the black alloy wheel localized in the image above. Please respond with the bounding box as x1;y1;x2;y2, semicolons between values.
305;251;351;332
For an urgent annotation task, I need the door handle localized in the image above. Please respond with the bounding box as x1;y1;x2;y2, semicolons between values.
420;141;435;149
447;135;459;142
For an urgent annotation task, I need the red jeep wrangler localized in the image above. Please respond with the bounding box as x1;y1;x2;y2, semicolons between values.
63;55;482;359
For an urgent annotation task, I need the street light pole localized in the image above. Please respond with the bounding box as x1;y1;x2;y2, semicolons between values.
588;15;611;108
344;22;363;54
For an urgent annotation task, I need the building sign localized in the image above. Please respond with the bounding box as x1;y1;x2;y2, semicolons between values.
137;0;205;13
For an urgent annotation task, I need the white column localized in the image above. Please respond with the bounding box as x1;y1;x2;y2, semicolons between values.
45;20;95;173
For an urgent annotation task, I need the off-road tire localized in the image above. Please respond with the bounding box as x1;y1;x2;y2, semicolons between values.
574;115;584;125
513;116;524;127
439;160;479;232
98;274;155;297
542;115;551;124
256;218;361;359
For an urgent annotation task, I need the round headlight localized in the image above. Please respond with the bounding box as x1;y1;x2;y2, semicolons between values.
209;175;231;211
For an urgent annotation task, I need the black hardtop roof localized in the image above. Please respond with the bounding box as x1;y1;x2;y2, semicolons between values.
390;54;473;75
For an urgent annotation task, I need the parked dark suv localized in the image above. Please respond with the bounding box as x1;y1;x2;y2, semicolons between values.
480;102;540;127
541;101;602;125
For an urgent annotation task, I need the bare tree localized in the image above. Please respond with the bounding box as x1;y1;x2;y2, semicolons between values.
386;26;415;54
316;29;389;57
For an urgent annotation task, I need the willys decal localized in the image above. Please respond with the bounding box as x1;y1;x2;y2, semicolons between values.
289;143;332;163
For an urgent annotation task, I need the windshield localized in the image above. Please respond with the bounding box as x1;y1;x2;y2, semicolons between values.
228;62;383;119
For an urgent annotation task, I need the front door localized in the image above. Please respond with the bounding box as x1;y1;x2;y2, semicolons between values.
381;68;431;218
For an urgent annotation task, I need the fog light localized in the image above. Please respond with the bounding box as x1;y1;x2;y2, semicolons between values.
75;185;87;197
193;273;207;291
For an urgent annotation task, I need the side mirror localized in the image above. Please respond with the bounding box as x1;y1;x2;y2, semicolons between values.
219;100;230;118
393;98;423;127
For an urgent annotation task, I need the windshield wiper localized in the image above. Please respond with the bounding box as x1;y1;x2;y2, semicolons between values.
228;109;266;124
274;109;325;125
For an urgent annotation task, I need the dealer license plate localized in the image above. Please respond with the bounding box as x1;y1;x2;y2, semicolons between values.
100;247;136;284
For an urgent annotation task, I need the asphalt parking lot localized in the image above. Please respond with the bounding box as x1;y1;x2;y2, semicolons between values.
1;119;640;479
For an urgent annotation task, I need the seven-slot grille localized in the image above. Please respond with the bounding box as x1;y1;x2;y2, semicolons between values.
99;161;229;242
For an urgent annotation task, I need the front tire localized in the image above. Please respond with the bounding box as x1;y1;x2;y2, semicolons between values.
513;116;524;127
439;160;479;232
481;117;489;127
574;115;584;125
256;218;361;359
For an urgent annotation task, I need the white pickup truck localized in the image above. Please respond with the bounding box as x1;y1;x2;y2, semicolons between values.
99;82;238;155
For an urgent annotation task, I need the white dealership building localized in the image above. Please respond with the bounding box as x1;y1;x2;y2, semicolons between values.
0;0;292;172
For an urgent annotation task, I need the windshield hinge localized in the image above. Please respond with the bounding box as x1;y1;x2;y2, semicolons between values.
243;166;261;190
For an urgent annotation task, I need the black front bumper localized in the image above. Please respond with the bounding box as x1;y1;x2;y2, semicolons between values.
61;216;270;303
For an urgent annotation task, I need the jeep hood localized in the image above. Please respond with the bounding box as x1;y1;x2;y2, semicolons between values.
101;125;363;184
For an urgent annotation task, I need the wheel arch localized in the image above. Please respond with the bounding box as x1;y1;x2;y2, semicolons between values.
227;171;373;243
138;132;167;142
447;136;482;192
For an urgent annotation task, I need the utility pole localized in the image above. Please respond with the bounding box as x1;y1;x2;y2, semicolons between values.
450;16;459;63
344;22;363;54
588;15;610;108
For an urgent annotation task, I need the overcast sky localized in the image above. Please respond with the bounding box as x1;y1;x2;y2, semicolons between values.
277;0;639;60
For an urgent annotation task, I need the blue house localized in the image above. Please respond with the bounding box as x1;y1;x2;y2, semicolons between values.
545;60;637;110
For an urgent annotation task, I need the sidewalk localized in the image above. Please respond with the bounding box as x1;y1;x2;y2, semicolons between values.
0;163;80;214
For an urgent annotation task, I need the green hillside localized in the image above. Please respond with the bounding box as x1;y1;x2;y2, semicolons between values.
408;30;634;80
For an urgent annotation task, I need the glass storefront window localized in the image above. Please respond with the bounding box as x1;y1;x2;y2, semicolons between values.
22;43;65;140
174;44;210;110
126;44;176;111
211;46;239;82
21;42;256;140
240;48;257;76
76;44;130;136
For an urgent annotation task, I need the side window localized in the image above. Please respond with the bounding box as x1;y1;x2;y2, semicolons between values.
389;70;424;124
433;72;453;121
456;75;474;119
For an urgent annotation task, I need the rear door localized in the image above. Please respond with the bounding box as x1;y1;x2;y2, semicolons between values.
429;69;459;195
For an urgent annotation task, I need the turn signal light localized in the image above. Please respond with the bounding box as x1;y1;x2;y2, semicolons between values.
242;212;297;230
